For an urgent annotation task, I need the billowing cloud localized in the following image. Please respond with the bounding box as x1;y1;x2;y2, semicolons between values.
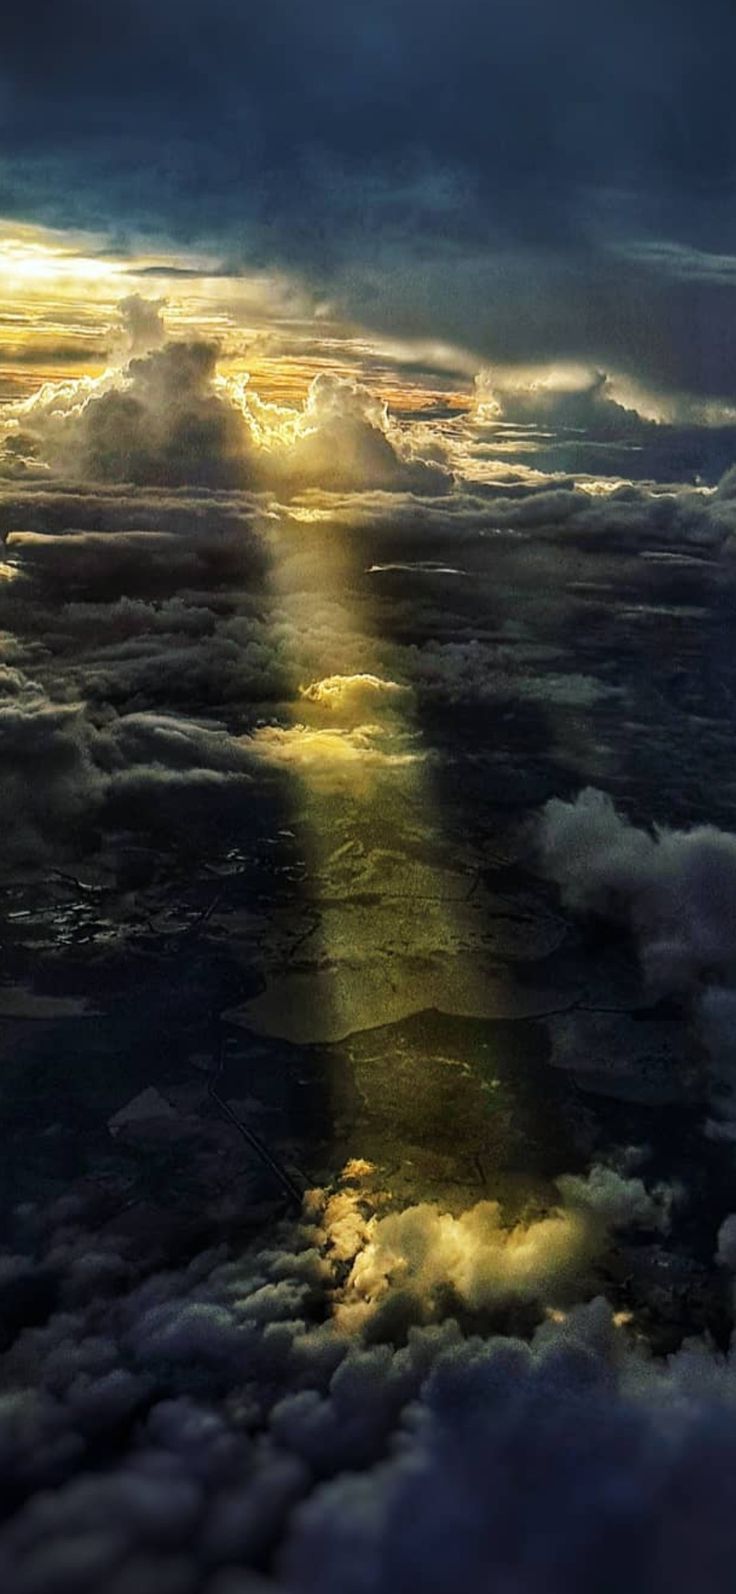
257;373;450;495
538;787;736;1134
539;787;736;993
117;293;167;357
2;331;450;495
0;658;263;864
18;338;254;488
337;1165;674;1334
470;366;736;484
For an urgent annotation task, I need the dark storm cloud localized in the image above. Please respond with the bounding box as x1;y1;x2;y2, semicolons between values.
1;0;736;395
0;483;270;542
5;522;267;600
286;472;736;563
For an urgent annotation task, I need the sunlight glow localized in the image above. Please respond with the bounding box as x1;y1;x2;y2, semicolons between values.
0;237;126;286
231;506;516;1074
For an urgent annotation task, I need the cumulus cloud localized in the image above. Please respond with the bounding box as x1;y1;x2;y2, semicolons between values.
337;1165;675;1335
117;293;168;358
0;337;253;489
241;669;420;796
474;365;644;435
2;340;736;1594
1;315;450;496
283;1294;736;1594
0;447;730;883
539;787;736;993
76;340;253;488
538;788;657;924
340;1198;594;1331
555;1164;675;1234
467;365;736;484
256;373;450;495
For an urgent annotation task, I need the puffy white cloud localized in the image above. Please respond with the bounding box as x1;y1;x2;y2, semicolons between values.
336;1165;677;1335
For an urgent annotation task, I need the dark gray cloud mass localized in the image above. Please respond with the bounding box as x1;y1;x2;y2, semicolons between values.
2;3;736;1569
0;1172;732;1594
1;0;736;395
1;441;736;1587
1;452;736;867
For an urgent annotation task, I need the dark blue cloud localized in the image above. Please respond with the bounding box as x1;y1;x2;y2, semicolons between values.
2;0;736;394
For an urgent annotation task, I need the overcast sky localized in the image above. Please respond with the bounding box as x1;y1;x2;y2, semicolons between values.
2;0;736;401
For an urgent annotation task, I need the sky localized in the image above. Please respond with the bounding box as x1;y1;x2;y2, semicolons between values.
5;7;736;1594
2;0;736;450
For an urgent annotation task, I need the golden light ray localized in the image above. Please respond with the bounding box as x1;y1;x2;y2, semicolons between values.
216;506;568;1219
239;520;490;1045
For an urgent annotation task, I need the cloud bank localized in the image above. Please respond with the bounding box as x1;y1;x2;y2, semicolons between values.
0;1160;729;1594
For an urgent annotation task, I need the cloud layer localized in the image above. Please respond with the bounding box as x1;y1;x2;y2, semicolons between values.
1;298;736;1592
0;1162;730;1594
